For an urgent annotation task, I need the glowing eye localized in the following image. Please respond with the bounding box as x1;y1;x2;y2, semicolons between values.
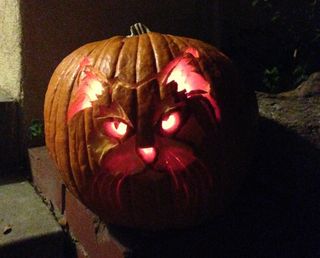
103;120;128;139
161;111;181;135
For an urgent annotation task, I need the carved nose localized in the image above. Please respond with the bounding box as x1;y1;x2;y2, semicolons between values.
138;147;157;164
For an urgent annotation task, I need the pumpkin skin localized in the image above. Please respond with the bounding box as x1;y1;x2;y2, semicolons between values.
44;31;257;230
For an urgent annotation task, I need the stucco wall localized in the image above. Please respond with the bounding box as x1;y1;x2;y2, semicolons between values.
0;0;21;99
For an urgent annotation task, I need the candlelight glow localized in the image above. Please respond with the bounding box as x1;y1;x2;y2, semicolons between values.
103;121;128;139
161;111;181;134
67;69;104;121
138;147;157;163
185;47;200;58
165;50;221;121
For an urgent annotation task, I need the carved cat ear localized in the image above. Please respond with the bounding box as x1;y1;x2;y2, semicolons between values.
158;48;197;85
158;48;221;121
184;47;200;58
67;58;108;122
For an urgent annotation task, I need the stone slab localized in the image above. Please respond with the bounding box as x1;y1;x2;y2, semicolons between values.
0;180;64;258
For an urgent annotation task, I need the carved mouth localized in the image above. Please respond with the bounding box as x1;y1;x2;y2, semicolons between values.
92;137;215;211
95;155;214;211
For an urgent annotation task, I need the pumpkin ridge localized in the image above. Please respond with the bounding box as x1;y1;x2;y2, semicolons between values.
148;32;175;72
114;38;135;77
76;112;91;192
50;72;65;164
61;45;103;192
62;45;98;150
56;62;85;194
162;34;180;57
110;37;126;79
79;41;112;178
52;46;96;160
145;32;160;73
45;53;80;155
55;48;97;193
113;38;125;78
166;34;188;51
158;33;175;61
124;36;139;82
134;35;140;83
90;39;112;69
135;34;157;83
94;36;122;77
84;108;95;172
177;36;193;48
45;77;59;152
46;48;94;196
69;114;81;189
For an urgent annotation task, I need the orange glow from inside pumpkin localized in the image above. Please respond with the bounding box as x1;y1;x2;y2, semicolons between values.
184;47;200;58
85;79;103;101
166;54;221;121
138;147;157;163
161;111;181;134
103;121;128;139
67;70;104;121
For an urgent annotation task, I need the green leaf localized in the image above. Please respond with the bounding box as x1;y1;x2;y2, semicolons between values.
27;119;44;139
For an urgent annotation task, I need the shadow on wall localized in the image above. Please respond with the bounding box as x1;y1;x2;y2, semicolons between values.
108;117;320;258
20;0;212;148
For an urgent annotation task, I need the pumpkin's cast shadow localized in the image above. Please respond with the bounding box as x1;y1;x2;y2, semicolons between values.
109;117;320;258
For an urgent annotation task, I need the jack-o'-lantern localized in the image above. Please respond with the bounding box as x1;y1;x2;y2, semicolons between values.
44;24;257;230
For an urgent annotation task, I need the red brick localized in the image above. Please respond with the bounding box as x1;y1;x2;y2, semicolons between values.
29;147;129;258
65;190;127;258
28;147;64;213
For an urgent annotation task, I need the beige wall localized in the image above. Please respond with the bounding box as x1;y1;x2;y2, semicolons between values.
0;0;22;99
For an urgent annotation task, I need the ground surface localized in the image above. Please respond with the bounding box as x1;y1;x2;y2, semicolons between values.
0;179;64;257
258;92;320;148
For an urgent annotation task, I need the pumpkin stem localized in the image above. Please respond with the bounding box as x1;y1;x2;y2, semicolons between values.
129;23;150;36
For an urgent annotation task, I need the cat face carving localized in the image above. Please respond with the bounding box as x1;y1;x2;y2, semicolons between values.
66;48;222;224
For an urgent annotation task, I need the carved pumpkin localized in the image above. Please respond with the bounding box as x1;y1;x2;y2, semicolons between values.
44;24;257;230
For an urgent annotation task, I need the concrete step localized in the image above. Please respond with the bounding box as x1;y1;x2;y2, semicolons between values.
0;179;64;258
